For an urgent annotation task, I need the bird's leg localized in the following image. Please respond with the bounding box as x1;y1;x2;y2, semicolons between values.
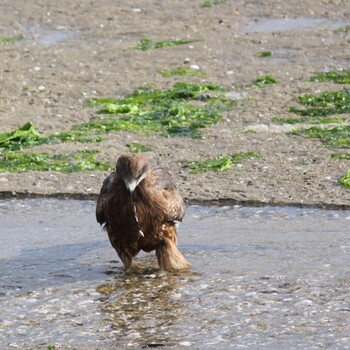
119;250;143;273
156;237;191;271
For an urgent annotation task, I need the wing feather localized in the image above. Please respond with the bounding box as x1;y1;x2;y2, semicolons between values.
149;167;185;222
96;172;117;225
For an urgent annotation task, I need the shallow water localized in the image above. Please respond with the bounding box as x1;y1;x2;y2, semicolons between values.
245;17;350;33
23;23;78;46
1;199;350;349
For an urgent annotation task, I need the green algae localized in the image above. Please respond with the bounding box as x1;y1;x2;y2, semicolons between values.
290;126;350;149
160;67;207;77
0;123;109;173
334;26;350;33
310;69;350;84
0;35;24;44
0;122;104;152
331;153;350;160
48;131;104;143
272;116;347;125
183;152;260;173
340;171;350;188
287;86;350;190
83;83;234;138
126;142;152;153
290;90;350;117
254;74;278;88
0;81;263;176
0;122;44;150
0;83;235;173
201;0;222;8
273;88;350;125
0;149;111;173
135;38;197;51
256;51;273;58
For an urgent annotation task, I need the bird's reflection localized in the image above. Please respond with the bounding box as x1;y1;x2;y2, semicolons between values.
97;260;195;347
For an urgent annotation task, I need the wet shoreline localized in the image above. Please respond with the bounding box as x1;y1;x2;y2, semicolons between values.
1;190;350;210
1;199;350;349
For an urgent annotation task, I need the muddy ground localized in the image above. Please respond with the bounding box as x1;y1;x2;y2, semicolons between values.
0;0;349;208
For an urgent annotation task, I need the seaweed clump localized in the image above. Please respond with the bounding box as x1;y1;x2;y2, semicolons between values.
0;122;44;150
0;149;111;173
201;0;222;8
160;67;206;78
289;90;350;117
135;38;196;51
331;153;350;160
126;142;152;153
183;152;260;173
0;35;24;44
272;116;346;125
0;123;110;173
81;82;235;138
0;122;104;151
340;171;350;188
256;51;273;58
334;26;350;33
310;69;350;84
290;126;350;149
254;74;278;88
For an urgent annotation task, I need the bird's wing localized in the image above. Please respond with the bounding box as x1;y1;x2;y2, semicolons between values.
150;167;185;222
96;172;117;225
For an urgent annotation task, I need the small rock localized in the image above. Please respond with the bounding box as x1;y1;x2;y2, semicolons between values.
296;299;313;306
179;341;192;347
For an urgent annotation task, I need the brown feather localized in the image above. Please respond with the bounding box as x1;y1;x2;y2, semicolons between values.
96;154;190;272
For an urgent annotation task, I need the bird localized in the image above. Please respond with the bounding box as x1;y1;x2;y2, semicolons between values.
96;154;191;272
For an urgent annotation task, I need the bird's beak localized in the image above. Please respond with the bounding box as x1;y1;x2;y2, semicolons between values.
125;179;138;196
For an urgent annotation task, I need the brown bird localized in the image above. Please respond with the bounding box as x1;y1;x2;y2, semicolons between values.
96;154;191;272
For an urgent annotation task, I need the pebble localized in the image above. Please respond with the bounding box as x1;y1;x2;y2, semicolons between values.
190;64;200;70
179;341;192;346
296;299;313;306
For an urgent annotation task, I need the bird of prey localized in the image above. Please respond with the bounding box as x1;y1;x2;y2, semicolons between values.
96;154;190;272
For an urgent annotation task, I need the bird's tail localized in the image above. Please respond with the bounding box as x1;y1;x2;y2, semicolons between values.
156;237;191;271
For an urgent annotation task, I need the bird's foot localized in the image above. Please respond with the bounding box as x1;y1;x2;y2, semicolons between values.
125;261;143;274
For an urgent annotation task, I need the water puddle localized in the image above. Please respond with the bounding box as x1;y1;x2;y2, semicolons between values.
37;30;77;46
245;17;350;33
23;23;78;46
1;199;350;348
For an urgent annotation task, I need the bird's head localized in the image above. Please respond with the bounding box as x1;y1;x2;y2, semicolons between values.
116;154;150;195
